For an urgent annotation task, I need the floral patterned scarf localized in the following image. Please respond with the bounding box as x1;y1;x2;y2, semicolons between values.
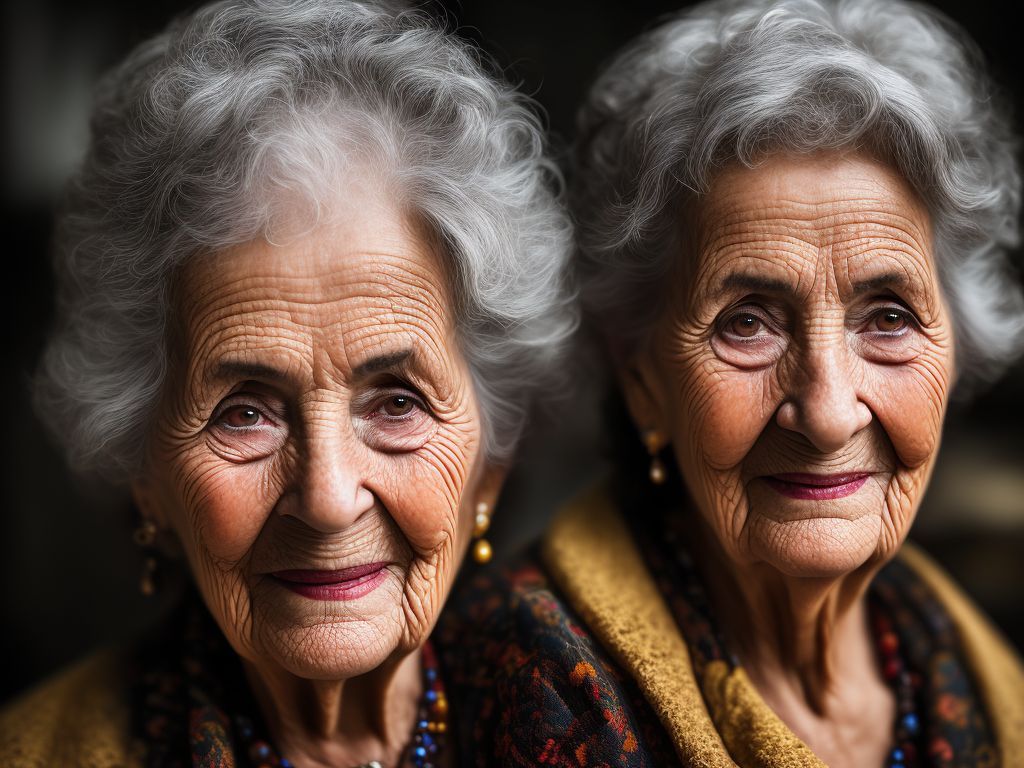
634;514;1000;768
131;596;275;767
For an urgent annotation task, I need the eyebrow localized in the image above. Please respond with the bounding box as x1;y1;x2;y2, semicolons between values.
211;360;291;384
352;349;415;378
209;350;419;387
717;273;794;296
849;271;909;296
716;270;911;298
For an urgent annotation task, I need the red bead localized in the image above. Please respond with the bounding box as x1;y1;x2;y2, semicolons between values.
929;737;954;762
879;631;899;655
883;658;902;680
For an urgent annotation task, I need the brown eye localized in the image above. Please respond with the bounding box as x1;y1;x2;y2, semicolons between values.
874;309;908;333
382;395;416;417
222;405;262;428
730;313;763;338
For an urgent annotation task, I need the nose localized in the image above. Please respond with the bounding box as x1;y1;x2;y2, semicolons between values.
776;343;872;454
283;437;375;533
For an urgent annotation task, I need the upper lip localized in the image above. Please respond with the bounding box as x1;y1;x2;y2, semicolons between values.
766;472;872;487
269;562;389;583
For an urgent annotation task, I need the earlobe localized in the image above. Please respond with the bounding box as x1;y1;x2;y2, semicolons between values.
474;462;510;512
131;481;164;529
470;463;509;565
616;351;669;439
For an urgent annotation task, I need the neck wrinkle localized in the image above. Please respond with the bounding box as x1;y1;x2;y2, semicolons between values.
687;518;881;715
241;647;423;766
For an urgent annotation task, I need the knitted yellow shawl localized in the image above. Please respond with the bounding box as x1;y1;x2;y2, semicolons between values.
542;485;1024;768
2;485;1022;766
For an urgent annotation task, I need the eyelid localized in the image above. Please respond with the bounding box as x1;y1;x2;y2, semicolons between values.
377;392;423;412
357;382;434;419
210;392;284;429
858;299;922;329
717;301;784;335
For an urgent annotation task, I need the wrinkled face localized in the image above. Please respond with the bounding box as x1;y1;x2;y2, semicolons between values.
625;153;956;579
136;180;497;680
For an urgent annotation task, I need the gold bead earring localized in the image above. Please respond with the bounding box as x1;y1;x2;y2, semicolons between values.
139;557;158;597
133;518;158;596
472;501;493;564
643;430;666;485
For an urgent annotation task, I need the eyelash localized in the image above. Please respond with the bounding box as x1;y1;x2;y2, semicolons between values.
212;398;280;430
862;304;919;335
716;299;920;332
205;376;439;461
366;389;430;421
716;304;781;340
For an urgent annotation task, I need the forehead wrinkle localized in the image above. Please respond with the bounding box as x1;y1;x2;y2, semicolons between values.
834;219;937;303
696;211;934;308
183;324;315;413
337;315;458;405
700;246;819;304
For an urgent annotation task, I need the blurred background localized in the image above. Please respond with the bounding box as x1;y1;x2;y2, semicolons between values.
2;0;1022;704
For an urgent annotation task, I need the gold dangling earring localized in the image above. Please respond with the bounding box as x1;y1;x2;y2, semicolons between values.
643;430;666;485
133;519;159;596
472;501;493;564
139;557;157;597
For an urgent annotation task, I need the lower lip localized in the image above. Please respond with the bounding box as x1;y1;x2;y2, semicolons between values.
270;564;389;601
763;474;870;500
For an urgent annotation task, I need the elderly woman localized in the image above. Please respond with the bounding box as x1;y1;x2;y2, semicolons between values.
437;0;1024;766
0;0;574;765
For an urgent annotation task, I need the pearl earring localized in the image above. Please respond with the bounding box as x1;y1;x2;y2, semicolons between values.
643;430;666;485
472;501;492;563
133;519;159;596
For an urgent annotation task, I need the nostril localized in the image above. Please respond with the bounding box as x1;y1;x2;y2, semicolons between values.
774;392;872;453
776;401;800;432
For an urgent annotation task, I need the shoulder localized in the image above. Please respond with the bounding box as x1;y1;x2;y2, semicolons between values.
0;648;136;767
896;543;1024;754
437;549;677;767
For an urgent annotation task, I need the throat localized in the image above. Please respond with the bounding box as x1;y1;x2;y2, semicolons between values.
680;516;881;710
240;647;427;767
687;544;899;768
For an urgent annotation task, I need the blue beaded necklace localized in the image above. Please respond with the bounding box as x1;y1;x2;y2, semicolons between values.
233;640;448;768
651;517;923;768
872;608;923;768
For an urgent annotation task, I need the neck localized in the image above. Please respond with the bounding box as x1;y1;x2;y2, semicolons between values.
687;519;880;714
242;649;423;767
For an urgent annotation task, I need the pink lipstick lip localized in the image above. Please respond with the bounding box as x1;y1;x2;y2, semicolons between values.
770;472;871;487
763;473;871;500
270;562;390;601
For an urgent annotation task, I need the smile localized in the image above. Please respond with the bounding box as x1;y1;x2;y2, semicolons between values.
762;472;871;501
270;563;390;601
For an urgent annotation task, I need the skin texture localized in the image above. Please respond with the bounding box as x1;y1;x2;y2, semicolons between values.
133;177;503;767
620;152;956;768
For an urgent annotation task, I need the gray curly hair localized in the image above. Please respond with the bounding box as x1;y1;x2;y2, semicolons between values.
573;0;1023;389
35;0;576;480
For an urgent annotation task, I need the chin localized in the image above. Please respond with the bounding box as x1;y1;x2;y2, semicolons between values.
750;516;882;579
245;577;410;680
256;615;405;680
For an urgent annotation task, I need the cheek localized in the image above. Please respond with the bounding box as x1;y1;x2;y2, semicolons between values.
377;424;480;553
167;453;278;566
863;348;953;470
670;360;777;473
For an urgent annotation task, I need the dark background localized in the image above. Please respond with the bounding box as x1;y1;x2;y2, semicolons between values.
2;0;1022;704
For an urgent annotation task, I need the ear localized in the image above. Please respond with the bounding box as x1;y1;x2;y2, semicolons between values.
131;479;166;529
616;346;670;443
474;461;510;512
